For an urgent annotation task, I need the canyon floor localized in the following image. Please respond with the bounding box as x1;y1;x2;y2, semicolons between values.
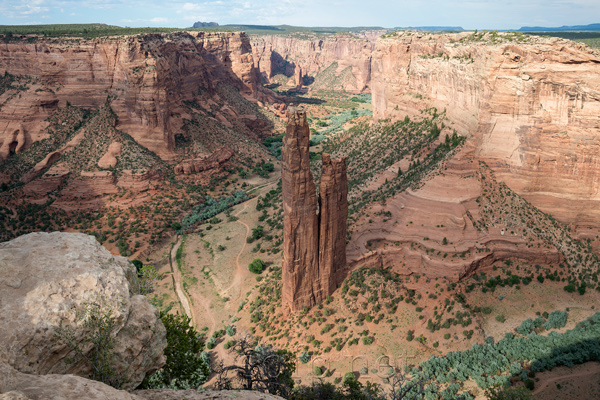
141;89;600;399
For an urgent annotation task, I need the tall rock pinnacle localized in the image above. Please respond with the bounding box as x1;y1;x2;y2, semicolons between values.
318;153;348;298
282;107;348;312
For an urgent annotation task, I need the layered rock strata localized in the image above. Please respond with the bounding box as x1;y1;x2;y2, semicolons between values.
252;34;377;93
370;31;600;230
0;31;272;161
282;107;348;312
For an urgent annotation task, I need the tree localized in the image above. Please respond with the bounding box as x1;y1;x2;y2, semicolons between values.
213;334;295;397
138;264;162;295
54;296;127;388
252;225;264;240
141;313;209;389
249;258;266;274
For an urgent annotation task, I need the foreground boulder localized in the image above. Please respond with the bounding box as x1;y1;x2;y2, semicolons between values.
0;232;166;389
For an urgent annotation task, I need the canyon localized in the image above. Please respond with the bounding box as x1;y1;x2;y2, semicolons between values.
0;31;285;160
1;25;600;399
252;33;376;92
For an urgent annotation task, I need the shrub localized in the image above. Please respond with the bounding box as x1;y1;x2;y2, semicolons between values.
206;337;216;350
224;340;235;350
564;283;576;293
226;325;236;336
524;379;535;390
299;352;311;364
544;310;568;330
495;314;506;323
517;319;535;335
313;366;323;376
248;258;266;274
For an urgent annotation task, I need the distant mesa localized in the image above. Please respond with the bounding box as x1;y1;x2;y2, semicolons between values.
518;23;600;31
192;21;219;28
394;26;464;32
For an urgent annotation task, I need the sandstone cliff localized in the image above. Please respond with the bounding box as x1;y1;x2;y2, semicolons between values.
282;107;348;311
0;31;272;161
252;34;376;93
371;31;600;232
0;232;166;389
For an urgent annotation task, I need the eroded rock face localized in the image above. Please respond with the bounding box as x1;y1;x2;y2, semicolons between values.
0;32;268;161
318;154;348;298
252;34;377;93
370;32;600;230
174;147;235;175
281;108;348;312
0;232;166;389
281;107;320;311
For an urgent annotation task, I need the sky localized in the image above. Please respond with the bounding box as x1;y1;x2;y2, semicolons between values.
0;0;599;30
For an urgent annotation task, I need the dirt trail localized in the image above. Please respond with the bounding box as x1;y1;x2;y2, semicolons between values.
533;363;600;396
170;237;193;320
171;235;217;332
221;202;251;299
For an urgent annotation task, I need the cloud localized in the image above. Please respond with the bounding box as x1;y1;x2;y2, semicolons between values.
150;17;169;23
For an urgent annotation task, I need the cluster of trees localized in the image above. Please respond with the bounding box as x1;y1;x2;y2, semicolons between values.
181;191;248;230
403;312;600;398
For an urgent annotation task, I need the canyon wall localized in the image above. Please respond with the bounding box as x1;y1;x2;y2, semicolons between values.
252;34;377;93
370;31;600;229
0;31;270;160
282;107;348;312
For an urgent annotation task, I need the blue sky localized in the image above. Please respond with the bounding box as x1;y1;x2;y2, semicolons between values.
0;0;599;30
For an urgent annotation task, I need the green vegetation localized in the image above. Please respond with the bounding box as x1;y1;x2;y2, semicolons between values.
142;313;209;389
249;258;266;274
399;312;600;398
324;108;464;216
54;296;127;388
181;191;249;231
0;24;224;40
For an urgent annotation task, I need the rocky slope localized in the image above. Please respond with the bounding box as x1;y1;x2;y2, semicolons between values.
370;31;600;234
0;232;166;389
252;33;377;92
0;31;275;161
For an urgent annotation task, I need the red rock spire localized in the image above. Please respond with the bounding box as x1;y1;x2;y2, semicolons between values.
281;107;348;312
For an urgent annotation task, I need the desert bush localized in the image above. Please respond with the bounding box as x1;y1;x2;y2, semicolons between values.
249;258;266;274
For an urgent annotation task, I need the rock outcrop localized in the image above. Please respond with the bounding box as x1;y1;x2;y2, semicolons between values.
0;232;166;389
98;142;123;169
252;34;377;93
0;360;284;400
370;31;600;230
0;31;271;161
282;107;348;312
174;147;235;175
